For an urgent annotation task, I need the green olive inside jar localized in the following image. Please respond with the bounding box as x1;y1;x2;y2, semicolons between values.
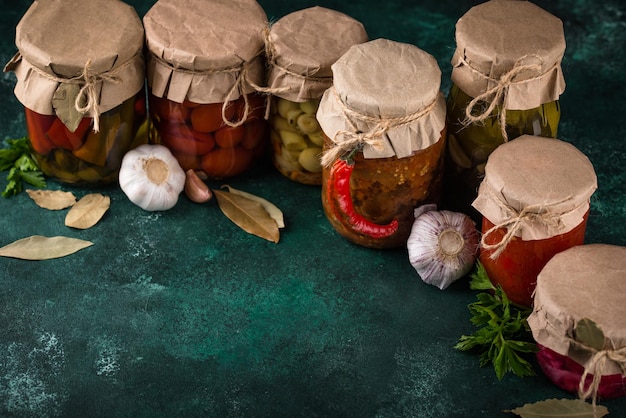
266;6;367;185
318;39;447;249
143;0;268;179
443;0;566;217
4;0;147;184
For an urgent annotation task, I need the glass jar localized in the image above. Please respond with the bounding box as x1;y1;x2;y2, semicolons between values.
5;0;147;184
527;244;626;402
318;39;447;249
265;7;368;185
143;0;268;179
473;135;597;307
443;0;566;218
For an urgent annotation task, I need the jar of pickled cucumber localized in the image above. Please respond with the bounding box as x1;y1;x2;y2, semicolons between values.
4;0;147;184
527;244;626;402
473;135;597;307
265;7;367;185
143;0;269;179
318;39;447;249
443;0;566;218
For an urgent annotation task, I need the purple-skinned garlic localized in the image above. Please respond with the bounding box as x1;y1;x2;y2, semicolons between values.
407;206;479;290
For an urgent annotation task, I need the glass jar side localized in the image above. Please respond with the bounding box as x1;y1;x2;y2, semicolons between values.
149;92;268;179
321;128;446;249
479;210;589;308
536;344;626;400
443;83;561;217
269;96;323;185
26;91;148;184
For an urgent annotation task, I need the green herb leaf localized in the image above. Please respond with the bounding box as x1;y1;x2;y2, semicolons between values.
0;136;46;197
456;261;536;380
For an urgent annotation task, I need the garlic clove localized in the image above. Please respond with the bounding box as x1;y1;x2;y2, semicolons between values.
184;169;212;203
407;208;479;290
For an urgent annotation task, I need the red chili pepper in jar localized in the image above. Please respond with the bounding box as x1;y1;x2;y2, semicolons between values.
326;158;399;239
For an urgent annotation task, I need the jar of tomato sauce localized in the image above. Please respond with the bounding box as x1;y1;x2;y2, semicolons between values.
143;0;268;179
527;244;626;402
472;135;597;307
317;39;447;249
443;0;566;219
265;7;367;185
4;0;147;184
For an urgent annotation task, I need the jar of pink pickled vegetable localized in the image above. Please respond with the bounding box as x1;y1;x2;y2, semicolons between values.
143;0;269;179
527;244;626;402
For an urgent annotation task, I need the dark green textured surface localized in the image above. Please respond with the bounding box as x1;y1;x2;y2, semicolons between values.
1;0;625;416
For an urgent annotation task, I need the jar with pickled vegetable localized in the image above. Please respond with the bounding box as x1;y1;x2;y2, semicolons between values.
472;135;597;308
318;39;447;249
143;0;269;179
265;7;367;185
443;0;566;218
527;244;626;403
4;0;147;184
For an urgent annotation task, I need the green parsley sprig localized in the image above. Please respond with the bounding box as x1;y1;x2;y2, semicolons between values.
455;261;537;380
0;137;46;197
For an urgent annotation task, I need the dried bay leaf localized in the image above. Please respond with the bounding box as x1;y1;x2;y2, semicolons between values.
26;189;77;210
214;189;280;243
575;318;606;351
221;185;285;228
65;193;110;229
508;398;609;417
52;83;84;132
0;235;93;260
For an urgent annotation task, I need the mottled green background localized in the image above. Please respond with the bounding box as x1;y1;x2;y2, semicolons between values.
1;0;625;417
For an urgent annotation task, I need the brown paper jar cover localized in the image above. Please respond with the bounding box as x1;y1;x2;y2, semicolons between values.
5;0;145;117
451;0;566;110
528;244;626;376
317;38;446;162
472;135;597;242
143;0;267;104
267;6;368;103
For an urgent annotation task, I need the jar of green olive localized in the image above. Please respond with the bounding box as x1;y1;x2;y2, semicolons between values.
4;0;147;184
317;39;447;249
143;0;268;179
265;7;367;185
443;0;566;218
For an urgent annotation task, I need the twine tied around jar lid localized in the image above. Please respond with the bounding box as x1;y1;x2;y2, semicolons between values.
16;54;139;133
320;88;439;167
462;55;547;142
480;191;580;259
570;338;626;407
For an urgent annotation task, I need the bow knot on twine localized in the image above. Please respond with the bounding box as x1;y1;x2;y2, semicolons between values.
463;55;545;142
480;194;573;259
321;88;438;167
575;344;626;407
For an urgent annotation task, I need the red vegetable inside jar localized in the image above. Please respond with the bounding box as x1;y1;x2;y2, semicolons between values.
143;0;269;179
4;0;147;184
318;39;447;249
527;244;626;403
472;135;597;307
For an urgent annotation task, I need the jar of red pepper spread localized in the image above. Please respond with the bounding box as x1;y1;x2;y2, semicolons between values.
527;244;626;402
143;0;268;179
317;39;447;249
472;135;597;307
265;7;367;185
443;0;566;219
4;0;147;184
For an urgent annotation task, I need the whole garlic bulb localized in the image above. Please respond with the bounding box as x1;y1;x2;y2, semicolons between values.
119;144;186;211
407;207;479;290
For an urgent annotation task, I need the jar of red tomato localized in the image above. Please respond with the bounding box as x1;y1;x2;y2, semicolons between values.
265;7;367;185
472;135;597;307
317;39;447;249
4;0;147;184
527;244;626;402
143;0;268;179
